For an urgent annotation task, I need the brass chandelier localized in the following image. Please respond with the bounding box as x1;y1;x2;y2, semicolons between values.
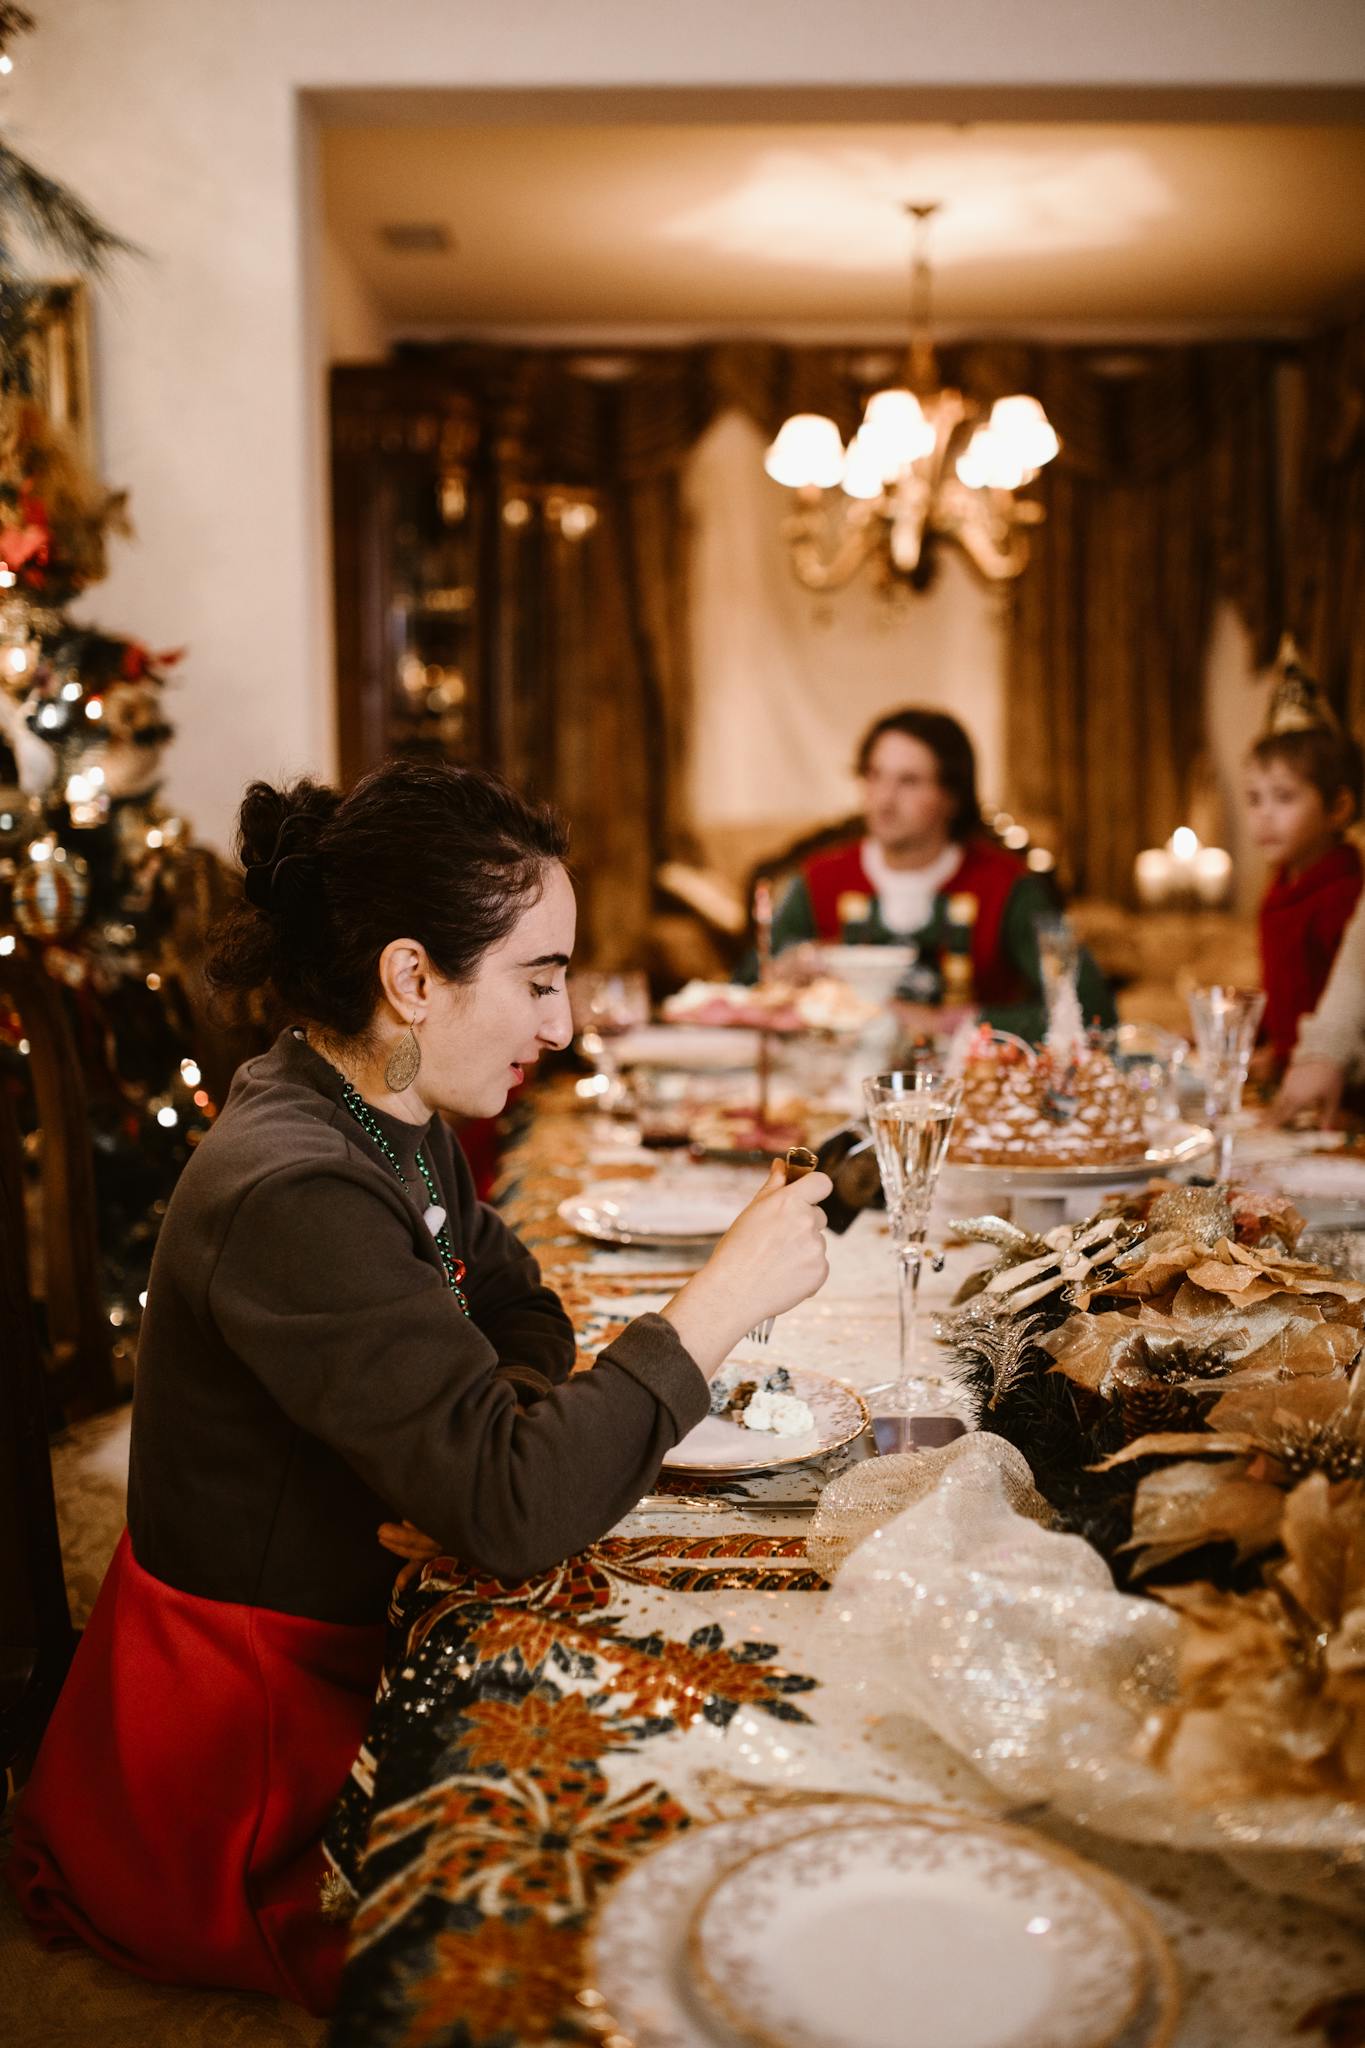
764;202;1060;590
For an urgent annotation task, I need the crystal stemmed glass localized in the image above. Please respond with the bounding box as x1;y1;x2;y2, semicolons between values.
862;1065;963;1421
1187;985;1266;1181
569;970;650;1110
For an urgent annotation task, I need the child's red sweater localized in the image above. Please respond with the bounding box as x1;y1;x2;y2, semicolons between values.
1258;841;1364;1061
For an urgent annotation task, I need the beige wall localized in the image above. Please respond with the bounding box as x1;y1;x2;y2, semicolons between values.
9;0;1364;848
323;231;389;363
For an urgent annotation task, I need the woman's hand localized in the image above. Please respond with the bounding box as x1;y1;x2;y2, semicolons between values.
1272;1056;1346;1128
1246;1044;1281;1091
377;1518;444;1592
660;1159;832;1376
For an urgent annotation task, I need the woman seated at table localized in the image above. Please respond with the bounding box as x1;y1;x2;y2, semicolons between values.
750;706;1114;1042
10;760;830;2015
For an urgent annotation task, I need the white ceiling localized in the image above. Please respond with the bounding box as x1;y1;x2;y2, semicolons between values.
321;120;1365;342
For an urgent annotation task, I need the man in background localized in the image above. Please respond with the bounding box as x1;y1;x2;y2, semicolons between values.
756;705;1114;1043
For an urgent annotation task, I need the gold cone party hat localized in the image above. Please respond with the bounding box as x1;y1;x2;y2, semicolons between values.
1262;633;1340;737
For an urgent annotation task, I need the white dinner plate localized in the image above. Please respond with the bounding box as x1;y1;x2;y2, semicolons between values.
612;1024;764;1071
689;1815;1144;2048
942;1120;1214;1195
557;1169;763;1246
1231;1139;1365;1227
589;1802;1175;2048
661;1367;868;1474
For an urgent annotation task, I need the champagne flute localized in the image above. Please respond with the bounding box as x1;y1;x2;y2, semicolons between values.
862;1065;962;1424
569;970;650;1110
1187;985;1266;1181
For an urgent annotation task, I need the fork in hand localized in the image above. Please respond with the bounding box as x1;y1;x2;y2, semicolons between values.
747;1145;820;1344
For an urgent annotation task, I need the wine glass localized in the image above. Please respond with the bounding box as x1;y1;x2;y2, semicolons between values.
862;1064;963;1429
1187;985;1266;1181
569;970;650;1109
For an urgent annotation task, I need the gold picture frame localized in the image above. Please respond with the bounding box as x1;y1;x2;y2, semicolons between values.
18;278;94;460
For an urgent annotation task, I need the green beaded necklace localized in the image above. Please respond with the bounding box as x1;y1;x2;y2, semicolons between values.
308;1035;470;1314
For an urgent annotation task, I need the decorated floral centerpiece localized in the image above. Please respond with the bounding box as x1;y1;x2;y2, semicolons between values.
810;1181;1365;1909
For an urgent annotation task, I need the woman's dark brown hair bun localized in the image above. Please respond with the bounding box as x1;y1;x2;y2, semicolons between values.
209;759;569;1037
238;779;338;917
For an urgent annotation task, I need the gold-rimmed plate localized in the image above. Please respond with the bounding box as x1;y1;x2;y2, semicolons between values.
687;1814;1144;2048
557;1169;763;1247
587;1799;1177;2048
661;1368;868;1475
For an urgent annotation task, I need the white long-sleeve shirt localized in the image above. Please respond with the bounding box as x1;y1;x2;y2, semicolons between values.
1292;885;1365;1072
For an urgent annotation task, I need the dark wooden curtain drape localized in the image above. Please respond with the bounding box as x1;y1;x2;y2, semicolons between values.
1288;317;1365;735
474;355;712;963
1001;343;1282;898
376;325;1365;950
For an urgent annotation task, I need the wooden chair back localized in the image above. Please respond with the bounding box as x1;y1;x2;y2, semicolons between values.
0;1074;76;1783
0;938;116;1420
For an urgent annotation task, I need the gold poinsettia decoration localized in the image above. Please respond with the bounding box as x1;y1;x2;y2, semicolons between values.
1140;1471;1365;1804
1082;1230;1365;1319
1043;1294;1356;1398
1042;1286;1360;1442
1101;1372;1365;1576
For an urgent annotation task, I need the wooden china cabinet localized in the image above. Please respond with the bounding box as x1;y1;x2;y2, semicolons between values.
329;354;599;798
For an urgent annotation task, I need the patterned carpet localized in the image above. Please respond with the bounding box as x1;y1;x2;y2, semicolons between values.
2;1405;324;2047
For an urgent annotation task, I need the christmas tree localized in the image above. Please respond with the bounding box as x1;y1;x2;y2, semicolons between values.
0;5;221;1392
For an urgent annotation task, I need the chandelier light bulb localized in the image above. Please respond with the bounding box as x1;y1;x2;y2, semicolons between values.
956;427;1029;493
763;414;845;491
860;388;935;474
987;394;1060;473
889;513;924;574
839;431;887;502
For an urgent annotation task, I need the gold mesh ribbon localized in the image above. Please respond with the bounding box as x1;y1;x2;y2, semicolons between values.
808;1433;1365;1916
807;1435;1052;1580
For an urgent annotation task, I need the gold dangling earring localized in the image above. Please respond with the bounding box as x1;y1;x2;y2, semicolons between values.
384;1019;422;1092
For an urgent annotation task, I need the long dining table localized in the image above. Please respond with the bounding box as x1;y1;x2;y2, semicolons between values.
324;1076;1363;2048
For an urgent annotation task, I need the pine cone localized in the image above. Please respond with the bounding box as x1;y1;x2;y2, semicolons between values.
1118;1381;1201;1442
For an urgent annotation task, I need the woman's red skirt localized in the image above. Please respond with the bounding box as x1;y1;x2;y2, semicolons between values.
7;1531;384;2015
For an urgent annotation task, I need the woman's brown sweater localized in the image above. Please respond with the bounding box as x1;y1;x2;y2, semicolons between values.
126;1030;709;1623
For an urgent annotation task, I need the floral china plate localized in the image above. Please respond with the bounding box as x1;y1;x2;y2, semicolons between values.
589;1800;1176;2048
688;1814;1144;2048
661;1367;868;1475
557;1169;762;1246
